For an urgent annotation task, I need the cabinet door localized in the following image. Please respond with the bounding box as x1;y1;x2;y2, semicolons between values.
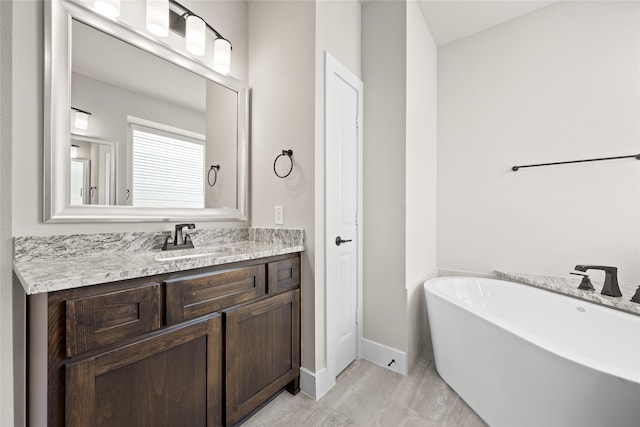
65;314;222;427
224;289;301;426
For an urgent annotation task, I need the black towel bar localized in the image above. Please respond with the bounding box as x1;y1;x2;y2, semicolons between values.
512;153;640;171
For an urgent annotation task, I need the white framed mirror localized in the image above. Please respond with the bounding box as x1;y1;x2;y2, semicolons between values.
45;0;249;222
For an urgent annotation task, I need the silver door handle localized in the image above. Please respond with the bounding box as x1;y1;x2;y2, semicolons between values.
335;236;353;246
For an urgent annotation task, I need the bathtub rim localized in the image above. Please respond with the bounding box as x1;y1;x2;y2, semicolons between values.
424;276;640;385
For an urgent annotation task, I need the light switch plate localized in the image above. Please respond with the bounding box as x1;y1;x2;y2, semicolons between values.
275;205;284;225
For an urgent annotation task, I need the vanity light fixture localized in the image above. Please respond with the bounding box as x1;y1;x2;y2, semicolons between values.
166;0;233;74
71;107;91;131
93;0;120;18
146;0;169;37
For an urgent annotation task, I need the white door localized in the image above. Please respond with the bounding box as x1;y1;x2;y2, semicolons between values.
326;53;363;378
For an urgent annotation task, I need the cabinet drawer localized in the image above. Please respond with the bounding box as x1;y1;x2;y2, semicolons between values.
267;257;300;293
66;283;161;357
165;265;266;325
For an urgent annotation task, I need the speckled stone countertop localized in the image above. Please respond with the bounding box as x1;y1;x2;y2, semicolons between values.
496;271;640;316
14;228;304;295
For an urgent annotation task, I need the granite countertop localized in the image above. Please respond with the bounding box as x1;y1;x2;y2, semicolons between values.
496;270;640;316
14;228;304;295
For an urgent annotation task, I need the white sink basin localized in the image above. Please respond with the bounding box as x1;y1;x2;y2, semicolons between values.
154;250;222;262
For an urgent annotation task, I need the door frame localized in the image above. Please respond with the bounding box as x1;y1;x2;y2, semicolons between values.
324;51;364;381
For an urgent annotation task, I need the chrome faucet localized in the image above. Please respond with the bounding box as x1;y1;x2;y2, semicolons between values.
574;265;621;297
162;223;196;251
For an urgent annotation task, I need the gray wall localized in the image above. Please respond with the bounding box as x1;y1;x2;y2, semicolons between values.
249;0;362;379
248;0;316;370
0;0;18;425
362;0;438;368
362;0;409;355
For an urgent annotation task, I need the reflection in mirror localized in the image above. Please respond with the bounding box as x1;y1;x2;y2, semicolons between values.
70;157;89;205
69;135;116;205
70;19;238;209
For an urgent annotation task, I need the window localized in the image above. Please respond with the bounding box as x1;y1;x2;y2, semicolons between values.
131;123;204;208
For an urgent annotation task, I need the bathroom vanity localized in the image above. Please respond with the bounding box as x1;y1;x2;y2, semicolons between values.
25;0;304;423
16;229;303;427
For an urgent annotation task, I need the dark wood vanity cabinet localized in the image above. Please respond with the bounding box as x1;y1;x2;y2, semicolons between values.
44;253;301;427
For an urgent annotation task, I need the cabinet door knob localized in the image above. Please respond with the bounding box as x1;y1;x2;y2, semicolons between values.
335;236;353;246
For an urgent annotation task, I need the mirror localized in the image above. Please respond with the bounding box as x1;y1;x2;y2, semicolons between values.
45;0;248;222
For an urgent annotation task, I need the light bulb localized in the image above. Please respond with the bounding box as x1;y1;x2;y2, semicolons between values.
213;38;231;75
93;0;120;18
186;15;206;56
146;0;169;37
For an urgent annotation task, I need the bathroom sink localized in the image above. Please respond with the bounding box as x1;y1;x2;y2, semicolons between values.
154;244;247;262
154;250;223;262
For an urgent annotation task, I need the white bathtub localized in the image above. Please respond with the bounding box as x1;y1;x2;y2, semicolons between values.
424;277;640;427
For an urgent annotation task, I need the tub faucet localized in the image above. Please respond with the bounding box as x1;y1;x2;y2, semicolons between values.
162;223;196;251
574;265;621;297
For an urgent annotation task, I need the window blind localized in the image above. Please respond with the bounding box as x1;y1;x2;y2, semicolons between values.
131;124;204;208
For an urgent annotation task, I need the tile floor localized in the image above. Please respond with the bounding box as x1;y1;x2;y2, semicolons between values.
243;350;488;427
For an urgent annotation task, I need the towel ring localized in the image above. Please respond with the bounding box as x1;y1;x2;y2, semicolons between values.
273;149;293;178
208;164;221;187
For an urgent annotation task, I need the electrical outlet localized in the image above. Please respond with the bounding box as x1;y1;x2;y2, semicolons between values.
275;205;284;225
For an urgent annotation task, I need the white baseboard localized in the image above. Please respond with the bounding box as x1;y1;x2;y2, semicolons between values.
361;338;408;375
299;367;335;400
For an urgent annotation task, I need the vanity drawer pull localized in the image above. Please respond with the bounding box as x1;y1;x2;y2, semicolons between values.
165;265;266;325
66;282;161;357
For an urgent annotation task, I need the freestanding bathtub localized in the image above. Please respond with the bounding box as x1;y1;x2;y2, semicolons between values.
424;277;640;427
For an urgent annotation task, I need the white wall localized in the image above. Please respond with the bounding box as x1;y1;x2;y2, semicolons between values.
249;0;316;370
405;0;437;367
438;1;640;284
